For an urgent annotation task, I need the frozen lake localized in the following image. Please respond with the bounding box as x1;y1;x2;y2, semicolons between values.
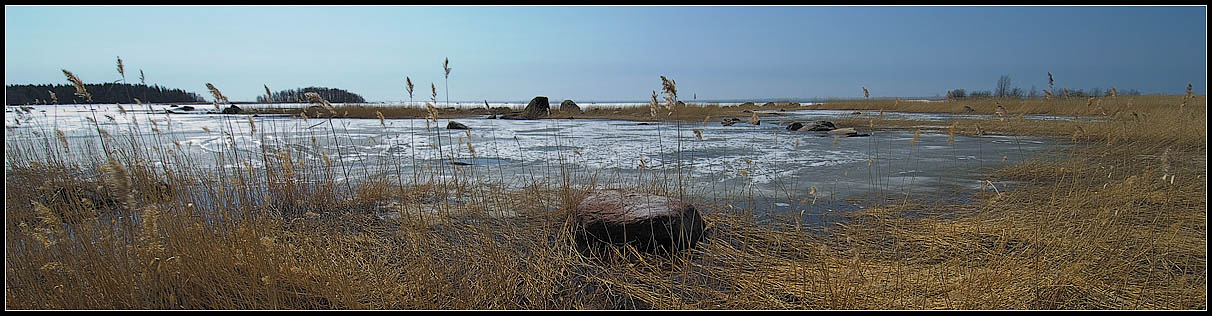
6;103;1060;220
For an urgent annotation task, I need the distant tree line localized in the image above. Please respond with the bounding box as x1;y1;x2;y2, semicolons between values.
5;83;205;105
257;87;366;103
947;75;1141;100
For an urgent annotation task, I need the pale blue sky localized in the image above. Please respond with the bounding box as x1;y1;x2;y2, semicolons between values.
4;5;1207;102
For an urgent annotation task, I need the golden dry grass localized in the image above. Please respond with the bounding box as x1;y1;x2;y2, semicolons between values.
819;95;1199;116
3;90;1206;310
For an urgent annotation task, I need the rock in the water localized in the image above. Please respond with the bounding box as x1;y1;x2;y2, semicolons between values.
851;111;862;115
963;105;976;113
738;102;756;107
827;127;871;137
560;99;582;113
789;120;836;131
574;190;706;254
220;105;242;114
721;118;743;126
447;121;470;130
180;106;196;111
763;102;777;107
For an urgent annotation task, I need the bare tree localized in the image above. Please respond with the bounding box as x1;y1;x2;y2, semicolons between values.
995;75;1012;98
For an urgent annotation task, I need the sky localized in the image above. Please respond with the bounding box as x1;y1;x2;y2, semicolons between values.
4;5;1207;102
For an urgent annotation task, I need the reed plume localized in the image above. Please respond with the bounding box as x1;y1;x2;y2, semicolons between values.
443;58;452;107
54;129;69;150
48;90;58;104
406;76;415;100
139;70;146;85
62;69;92;102
444;58;452;78
304;92;332;109
649;90;659;117
863;87;870;99
1181;84;1191;109
1048;72;1054;90
425;102;438;124
205;83;229;104
660;75;678;108
116;56;125;82
264;85;273;103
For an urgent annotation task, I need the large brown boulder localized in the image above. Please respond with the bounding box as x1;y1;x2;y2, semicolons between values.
503;96;550;120
560;99;582;113
574;190;705;254
220;104;242;114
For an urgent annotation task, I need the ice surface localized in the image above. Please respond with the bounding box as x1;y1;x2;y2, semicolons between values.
5;103;1060;208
